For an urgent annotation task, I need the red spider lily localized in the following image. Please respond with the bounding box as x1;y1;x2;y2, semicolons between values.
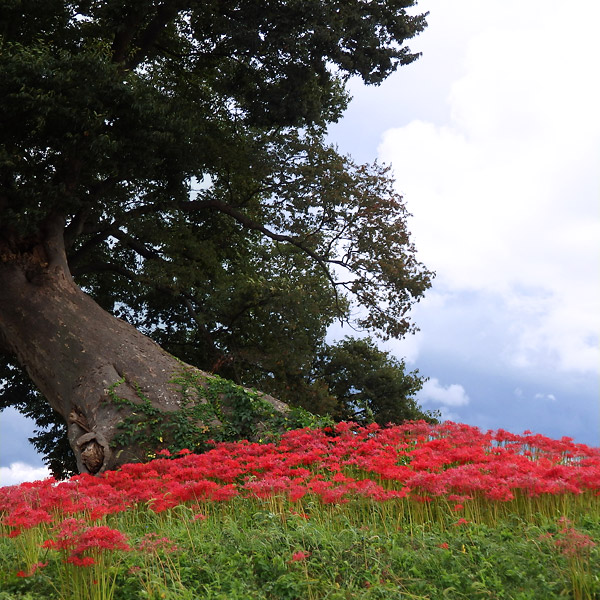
138;533;179;554
4;506;52;536
42;520;130;565
69;525;131;554
2;421;599;536
15;561;48;577
67;555;96;567
554;517;597;557
245;475;292;499
208;484;238;502
289;509;310;519
288;483;309;502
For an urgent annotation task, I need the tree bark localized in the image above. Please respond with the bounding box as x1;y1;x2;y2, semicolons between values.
0;216;287;475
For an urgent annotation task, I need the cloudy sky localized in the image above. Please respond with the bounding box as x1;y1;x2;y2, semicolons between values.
331;0;599;445
1;0;599;486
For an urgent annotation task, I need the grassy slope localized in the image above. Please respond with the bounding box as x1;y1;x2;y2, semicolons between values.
2;421;599;599
2;499;599;599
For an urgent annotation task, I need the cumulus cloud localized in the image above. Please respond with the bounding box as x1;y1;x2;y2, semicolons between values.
0;463;51;488
417;378;470;407
378;0;600;375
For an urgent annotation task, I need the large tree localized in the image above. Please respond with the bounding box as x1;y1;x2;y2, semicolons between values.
0;0;433;476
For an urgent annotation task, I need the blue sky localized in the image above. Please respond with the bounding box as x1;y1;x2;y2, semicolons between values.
1;0;599;486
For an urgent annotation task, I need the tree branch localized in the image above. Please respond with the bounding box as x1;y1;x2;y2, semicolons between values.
124;3;181;71
40;212;70;276
64;173;121;248
178;197;352;317
68;223;163;271
70;262;141;281
0;328;14;357
64;209;90;250
182;198;335;273
181;296;227;366
111;9;147;65
110;230;163;261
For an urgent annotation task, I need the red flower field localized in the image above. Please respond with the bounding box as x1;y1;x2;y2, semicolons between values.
1;421;599;599
2;421;599;530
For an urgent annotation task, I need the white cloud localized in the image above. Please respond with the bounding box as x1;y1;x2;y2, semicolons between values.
439;410;463;423
417;378;470;407
378;0;600;375
0;463;51;488
534;393;557;402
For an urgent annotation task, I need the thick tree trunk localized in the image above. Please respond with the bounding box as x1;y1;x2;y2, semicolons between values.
0;216;288;475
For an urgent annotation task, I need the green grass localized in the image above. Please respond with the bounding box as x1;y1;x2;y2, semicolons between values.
1;500;599;599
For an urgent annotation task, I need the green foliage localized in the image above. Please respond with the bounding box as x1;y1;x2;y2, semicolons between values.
1;0;432;342
107;368;332;459
2;508;599;599
314;337;439;425
1;1;428;225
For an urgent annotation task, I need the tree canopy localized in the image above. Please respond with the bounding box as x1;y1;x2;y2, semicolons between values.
0;0;435;476
315;337;438;426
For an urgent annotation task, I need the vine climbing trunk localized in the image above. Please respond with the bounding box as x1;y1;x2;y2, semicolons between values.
0;215;289;474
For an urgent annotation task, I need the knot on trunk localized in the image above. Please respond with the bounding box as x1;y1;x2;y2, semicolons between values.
76;432;111;475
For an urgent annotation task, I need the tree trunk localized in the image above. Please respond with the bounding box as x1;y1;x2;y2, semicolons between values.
0;216;288;475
